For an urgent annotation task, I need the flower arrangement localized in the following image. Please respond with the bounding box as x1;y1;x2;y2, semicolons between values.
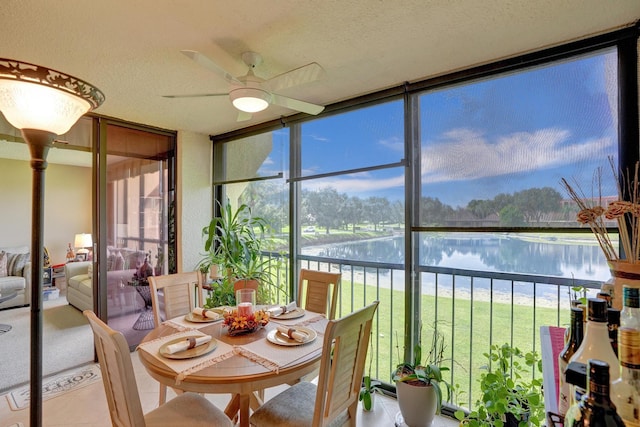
561;157;640;263
223;308;270;336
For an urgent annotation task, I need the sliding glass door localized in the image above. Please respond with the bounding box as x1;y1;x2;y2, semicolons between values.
98;120;175;349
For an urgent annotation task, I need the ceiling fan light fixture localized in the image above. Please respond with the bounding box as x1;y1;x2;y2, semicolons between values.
230;87;270;113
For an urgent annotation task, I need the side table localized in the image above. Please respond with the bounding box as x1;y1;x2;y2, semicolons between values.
0;291;17;333
127;280;154;330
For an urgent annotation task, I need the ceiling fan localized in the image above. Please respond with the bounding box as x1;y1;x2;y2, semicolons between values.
164;50;325;121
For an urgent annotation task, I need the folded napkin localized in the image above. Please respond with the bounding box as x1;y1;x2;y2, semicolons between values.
276;325;307;343
165;335;212;354
192;307;220;320
268;302;298;317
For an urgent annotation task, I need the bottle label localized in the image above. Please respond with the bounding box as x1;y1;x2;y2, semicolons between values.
619;328;640;367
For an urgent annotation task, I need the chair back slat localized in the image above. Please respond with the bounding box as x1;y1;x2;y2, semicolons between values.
313;301;379;426
84;310;146;427
298;269;341;319
148;272;200;327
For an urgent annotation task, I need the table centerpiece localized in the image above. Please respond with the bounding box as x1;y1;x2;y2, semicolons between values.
223;308;270;336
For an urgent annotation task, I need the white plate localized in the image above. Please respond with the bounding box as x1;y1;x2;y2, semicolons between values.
266;326;317;346
159;336;217;359
272;307;305;320
184;309;223;323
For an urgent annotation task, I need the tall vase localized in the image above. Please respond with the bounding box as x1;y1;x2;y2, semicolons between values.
603;260;640;310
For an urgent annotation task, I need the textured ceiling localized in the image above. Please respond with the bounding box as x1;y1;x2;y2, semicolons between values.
1;0;639;137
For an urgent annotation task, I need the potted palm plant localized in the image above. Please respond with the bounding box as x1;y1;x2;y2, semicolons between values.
392;325;451;427
455;343;544;427
199;199;280;306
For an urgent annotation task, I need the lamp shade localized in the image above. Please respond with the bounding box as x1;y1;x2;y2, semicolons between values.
230;87;270;113
74;233;92;249
0;58;104;135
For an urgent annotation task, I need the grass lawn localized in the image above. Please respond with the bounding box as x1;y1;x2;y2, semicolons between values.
335;279;568;409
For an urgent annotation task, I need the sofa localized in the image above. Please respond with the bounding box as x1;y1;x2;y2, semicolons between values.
65;247;148;314
0;245;32;310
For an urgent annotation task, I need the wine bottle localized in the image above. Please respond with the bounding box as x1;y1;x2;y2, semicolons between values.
569;298;620;405
564;359;625;426
608;308;620;356
611;286;640;426
558;307;584;416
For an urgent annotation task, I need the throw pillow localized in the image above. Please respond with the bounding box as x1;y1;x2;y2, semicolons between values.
0;251;7;278
115;251;125;271
87;262;93;280
7;252;29;277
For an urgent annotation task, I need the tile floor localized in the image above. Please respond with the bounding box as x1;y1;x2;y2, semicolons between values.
0;349;459;426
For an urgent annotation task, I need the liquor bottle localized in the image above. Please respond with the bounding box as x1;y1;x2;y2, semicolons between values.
564;359;625;426
608;308;620;356
569;298;620;404
558;307;585;416
611;286;640;426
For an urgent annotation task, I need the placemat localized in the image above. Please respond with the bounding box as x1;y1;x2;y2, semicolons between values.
235;330;324;373
137;330;234;383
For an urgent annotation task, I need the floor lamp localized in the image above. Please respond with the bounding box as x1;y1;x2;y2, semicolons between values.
0;59;104;427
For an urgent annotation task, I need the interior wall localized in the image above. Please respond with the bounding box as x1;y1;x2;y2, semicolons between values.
177;130;212;273
0;158;91;265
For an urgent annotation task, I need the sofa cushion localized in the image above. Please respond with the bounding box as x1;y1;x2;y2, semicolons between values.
0;275;26;293
7;252;29;276
0;252;7;278
68;274;92;298
68;273;90;289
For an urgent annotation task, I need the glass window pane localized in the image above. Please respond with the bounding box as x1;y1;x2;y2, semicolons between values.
419;48;618;228
300;100;404;177
215;129;288;183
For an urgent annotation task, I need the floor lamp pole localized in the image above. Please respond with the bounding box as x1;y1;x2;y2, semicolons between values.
0;58;104;427
25;129;54;427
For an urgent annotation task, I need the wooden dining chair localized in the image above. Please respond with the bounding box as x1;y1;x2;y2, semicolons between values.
298;269;341;319
148;271;201;328
148;271;200;404
249;300;379;427
83;310;233;427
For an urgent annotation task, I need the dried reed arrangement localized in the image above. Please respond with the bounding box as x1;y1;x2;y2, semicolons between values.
560;157;640;264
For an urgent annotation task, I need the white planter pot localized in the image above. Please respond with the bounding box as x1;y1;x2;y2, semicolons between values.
396;381;437;427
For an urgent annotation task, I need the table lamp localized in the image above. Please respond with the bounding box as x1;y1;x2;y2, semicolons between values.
0;58;104;427
74;233;93;256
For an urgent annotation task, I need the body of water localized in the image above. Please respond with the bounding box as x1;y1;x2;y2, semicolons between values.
303;233;611;283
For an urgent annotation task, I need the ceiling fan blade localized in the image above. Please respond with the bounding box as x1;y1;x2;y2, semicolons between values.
162;93;228;99
265;62;325;93
271;94;324;115
181;50;242;85
236;111;253;122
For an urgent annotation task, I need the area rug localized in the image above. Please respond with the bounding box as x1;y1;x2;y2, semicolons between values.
0;295;95;393
5;364;101;411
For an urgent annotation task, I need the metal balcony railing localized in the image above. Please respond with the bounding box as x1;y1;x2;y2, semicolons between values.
262;253;604;409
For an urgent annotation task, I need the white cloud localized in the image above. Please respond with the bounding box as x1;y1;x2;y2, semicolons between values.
378;136;403;152
421;127;612;183
302;127;613;196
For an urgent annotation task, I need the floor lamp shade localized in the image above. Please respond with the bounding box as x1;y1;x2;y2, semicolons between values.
0;59;104;134
0;58;104;427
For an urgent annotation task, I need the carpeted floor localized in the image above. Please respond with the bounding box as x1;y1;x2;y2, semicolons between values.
0;294;94;393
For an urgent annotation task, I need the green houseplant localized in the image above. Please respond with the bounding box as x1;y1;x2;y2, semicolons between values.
455;343;544;427
359;336;382;411
392;325;451;427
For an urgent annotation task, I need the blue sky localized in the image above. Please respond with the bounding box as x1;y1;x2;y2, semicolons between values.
266;47;618;208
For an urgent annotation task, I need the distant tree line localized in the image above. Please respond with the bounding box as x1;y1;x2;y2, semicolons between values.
242;181;566;232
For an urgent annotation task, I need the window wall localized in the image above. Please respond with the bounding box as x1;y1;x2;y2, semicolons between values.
211;27;638;405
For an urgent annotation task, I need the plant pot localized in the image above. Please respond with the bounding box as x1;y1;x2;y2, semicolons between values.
396;381;437;427
362;391;375;411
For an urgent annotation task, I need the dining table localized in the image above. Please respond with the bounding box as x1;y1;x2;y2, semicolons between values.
137;306;327;427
